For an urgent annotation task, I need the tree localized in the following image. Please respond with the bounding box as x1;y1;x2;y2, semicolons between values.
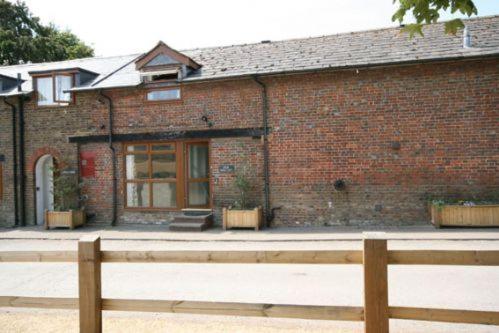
0;0;94;65
392;0;478;37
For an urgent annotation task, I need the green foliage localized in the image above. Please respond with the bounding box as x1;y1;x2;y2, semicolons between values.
233;173;251;210
50;162;84;212
0;0;94;65
392;0;478;37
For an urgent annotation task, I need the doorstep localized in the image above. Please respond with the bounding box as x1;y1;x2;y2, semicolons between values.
0;225;498;241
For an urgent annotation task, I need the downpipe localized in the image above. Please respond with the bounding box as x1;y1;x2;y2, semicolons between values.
99;90;117;226
2;97;19;227
253;75;275;227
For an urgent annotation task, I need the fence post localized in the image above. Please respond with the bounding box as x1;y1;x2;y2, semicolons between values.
363;236;389;333
78;235;102;333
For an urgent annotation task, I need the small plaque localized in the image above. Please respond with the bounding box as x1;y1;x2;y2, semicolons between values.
219;164;235;173
0;154;5;162
62;169;76;175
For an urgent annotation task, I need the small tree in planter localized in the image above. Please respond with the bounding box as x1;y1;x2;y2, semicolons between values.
223;163;262;231
45;161;86;230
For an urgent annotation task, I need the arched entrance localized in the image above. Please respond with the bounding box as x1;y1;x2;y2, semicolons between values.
35;154;54;225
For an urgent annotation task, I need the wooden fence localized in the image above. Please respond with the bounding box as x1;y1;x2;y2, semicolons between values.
0;235;498;333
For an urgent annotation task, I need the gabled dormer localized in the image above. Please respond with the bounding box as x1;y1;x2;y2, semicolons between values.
135;41;201;84
29;68;99;106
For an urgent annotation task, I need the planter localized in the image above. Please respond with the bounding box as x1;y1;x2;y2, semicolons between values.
44;209;86;230
223;207;262;231
430;204;499;228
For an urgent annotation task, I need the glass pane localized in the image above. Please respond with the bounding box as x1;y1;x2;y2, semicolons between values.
152;154;176;178
147;89;180;101
37;77;54;105
152;183;177;208
126;145;147;152
152;144;174;151
126;183;149;207
55;75;72;102
188;182;209;206
126;154;149;179
189;145;209;179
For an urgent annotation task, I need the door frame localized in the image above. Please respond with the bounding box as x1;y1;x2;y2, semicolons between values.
35;154;54;225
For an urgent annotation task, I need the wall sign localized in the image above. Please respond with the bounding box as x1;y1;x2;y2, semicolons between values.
219;164;235;173
62;169;76;175
80;152;96;178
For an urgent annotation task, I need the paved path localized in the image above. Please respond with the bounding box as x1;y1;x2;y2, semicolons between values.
1;225;499;241
0;239;498;332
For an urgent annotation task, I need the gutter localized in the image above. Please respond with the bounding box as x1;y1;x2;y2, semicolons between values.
253;76;272;228
2;98;19;227
99;90;117;226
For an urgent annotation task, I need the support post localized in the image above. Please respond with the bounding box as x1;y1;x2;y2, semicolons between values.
78;235;102;333
363;237;389;333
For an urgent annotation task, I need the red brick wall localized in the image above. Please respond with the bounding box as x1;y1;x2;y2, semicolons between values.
266;59;498;225
0;58;497;227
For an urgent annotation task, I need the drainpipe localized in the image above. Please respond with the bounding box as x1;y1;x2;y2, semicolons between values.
253;76;272;227
17;74;26;226
3;97;19;227
99;90;117;226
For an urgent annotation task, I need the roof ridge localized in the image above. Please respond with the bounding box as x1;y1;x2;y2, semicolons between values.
180;14;498;53
0;53;141;70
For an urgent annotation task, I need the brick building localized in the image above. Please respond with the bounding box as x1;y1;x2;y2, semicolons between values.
0;16;498;228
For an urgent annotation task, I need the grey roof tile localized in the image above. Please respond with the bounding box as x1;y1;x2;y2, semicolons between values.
1;15;498;95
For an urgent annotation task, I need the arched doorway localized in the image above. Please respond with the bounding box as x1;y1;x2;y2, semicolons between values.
35;154;54;225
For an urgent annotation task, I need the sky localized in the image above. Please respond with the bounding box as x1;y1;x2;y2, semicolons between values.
19;0;499;57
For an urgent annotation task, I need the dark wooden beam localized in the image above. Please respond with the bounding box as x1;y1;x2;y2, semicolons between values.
68;127;266;144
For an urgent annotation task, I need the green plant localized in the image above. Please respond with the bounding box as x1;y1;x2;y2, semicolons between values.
50;162;84;211
233;172;251;210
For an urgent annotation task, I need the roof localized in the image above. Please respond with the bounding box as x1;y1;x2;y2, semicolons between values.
1;15;498;96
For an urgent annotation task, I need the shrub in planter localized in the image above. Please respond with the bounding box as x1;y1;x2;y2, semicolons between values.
223;170;262;231
428;198;499;228
45;162;86;230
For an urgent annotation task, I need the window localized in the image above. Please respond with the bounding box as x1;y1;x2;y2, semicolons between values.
36;74;73;106
124;142;209;210
125;143;178;209
146;88;180;101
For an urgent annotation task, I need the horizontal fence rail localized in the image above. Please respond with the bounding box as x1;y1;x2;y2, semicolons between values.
2;250;499;266
0;236;498;333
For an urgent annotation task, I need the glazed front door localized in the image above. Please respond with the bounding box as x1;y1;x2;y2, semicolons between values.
186;143;210;208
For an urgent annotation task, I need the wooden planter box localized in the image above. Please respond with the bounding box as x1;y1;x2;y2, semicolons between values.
430;204;499;228
223;207;262;231
44;210;86;230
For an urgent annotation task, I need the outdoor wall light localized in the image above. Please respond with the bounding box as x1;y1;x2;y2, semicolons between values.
334;179;346;191
391;141;401;150
201;115;214;127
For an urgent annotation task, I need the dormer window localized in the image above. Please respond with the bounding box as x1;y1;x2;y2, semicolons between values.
29;68;98;106
135;41;201;85
36;74;73;106
0;74;22;93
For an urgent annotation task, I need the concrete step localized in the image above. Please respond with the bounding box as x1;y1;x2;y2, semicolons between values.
169;213;213;231
174;214;213;223
169;222;210;232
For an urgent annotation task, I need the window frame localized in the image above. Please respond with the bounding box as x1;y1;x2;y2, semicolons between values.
144;87;182;103
123;140;210;211
33;72;75;107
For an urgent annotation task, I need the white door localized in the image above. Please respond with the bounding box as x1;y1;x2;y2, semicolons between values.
36;155;54;225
